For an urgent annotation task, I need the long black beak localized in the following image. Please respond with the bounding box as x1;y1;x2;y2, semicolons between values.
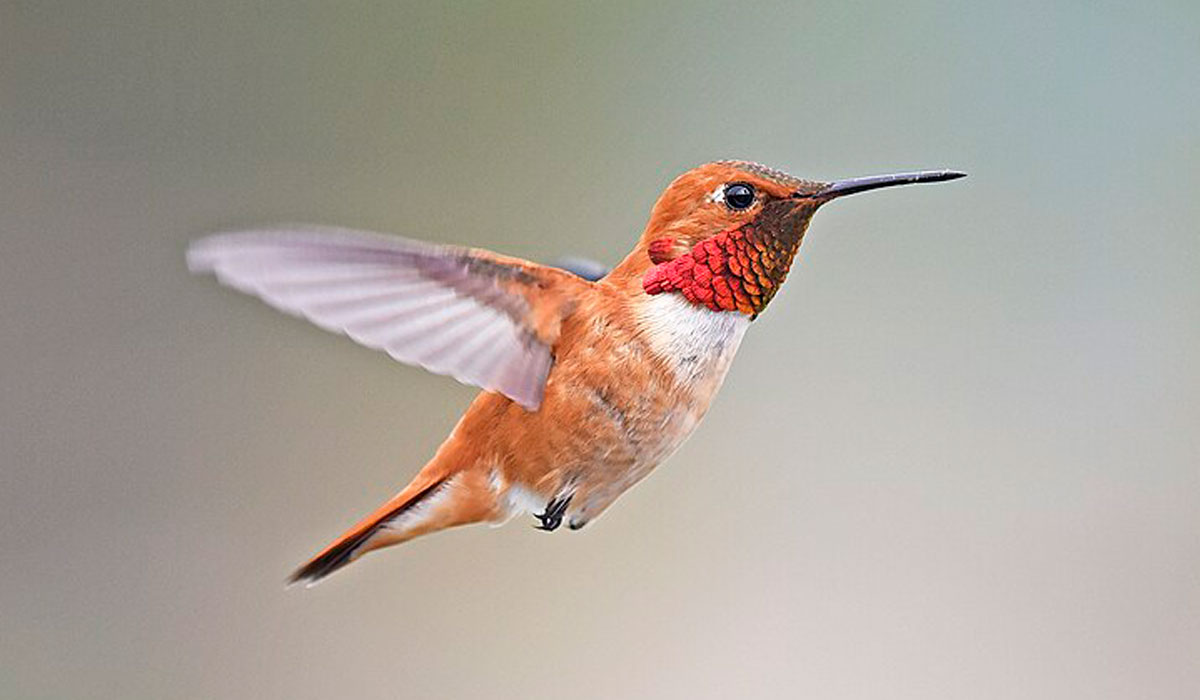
808;169;966;200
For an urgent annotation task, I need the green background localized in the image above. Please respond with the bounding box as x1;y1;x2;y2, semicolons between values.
3;2;1197;698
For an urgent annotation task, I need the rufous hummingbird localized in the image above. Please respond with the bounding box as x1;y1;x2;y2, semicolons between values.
188;161;964;585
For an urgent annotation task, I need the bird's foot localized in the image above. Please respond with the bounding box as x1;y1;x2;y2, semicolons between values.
534;494;572;531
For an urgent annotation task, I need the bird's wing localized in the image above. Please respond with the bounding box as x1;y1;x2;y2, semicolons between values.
188;226;585;410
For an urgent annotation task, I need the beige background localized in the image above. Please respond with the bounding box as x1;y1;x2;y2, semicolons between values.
2;2;1198;698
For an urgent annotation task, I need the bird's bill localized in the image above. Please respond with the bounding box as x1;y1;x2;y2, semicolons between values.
810;170;967;200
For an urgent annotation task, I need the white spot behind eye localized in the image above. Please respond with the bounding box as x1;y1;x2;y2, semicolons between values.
707;184;727;205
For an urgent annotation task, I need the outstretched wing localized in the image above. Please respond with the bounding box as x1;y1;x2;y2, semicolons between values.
188;226;584;410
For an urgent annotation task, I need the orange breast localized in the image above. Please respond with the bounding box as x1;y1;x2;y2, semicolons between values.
443;284;750;526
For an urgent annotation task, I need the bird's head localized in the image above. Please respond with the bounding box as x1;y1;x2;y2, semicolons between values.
627;161;964;317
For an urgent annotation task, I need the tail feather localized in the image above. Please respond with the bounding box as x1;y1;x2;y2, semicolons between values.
288;477;449;587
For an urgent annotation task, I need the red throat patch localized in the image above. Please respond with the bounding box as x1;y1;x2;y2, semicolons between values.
642;223;800;316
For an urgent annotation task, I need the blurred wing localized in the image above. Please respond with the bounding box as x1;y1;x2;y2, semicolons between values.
188;226;583;410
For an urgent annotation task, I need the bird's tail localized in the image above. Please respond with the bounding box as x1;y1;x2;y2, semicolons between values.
288;466;496;587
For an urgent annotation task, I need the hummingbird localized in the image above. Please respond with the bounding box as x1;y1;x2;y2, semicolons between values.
188;161;964;585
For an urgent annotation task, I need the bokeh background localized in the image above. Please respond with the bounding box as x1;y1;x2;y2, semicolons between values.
2;2;1198;698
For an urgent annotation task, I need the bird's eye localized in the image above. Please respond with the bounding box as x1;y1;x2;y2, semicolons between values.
723;183;755;210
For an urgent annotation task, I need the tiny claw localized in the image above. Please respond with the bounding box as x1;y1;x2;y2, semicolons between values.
533;494;572;532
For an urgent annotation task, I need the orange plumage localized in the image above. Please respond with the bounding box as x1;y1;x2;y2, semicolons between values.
188;161;964;585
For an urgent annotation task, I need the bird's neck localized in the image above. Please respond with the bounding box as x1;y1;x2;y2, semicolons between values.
608;221;807;319
605;239;659;295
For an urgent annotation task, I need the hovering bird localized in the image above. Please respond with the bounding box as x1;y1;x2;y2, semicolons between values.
188;161;964;585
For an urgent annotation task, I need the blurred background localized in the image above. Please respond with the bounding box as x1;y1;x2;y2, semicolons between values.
2;2;1198;698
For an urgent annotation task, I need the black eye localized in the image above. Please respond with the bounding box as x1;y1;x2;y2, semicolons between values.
724;183;755;210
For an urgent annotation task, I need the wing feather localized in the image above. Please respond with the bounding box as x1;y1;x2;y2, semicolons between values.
188;226;583;410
